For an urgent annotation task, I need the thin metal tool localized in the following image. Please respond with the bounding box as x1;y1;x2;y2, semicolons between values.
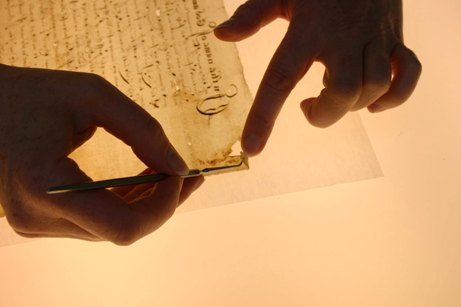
47;157;247;194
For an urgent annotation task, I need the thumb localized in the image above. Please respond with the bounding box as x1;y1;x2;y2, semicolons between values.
83;77;189;176
214;0;281;41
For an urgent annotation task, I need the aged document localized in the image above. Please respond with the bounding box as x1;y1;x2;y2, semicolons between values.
0;0;383;246
0;0;251;178
0;0;383;197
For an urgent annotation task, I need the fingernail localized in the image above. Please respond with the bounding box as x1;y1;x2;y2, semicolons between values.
368;104;385;113
243;134;261;155
215;19;235;30
167;147;189;175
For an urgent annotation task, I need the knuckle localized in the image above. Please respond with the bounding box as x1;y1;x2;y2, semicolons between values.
112;235;137;246
85;72;106;86
305;106;336;128
329;79;362;103
138;115;167;147
157;201;177;222
227;0;265;33
81;73;110;97
369;60;392;85
125;105;162;134
142;114;163;134
396;45;422;75
236;0;262;18
150;189;178;221
13;230;36;239
366;79;391;98
262;65;297;95
6;204;33;232
252;108;275;130
407;52;422;75
148;189;179;227
373;73;392;88
110;220;142;246
98;214;143;246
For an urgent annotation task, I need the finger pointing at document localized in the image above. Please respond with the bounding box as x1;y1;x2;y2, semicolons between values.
215;0;422;156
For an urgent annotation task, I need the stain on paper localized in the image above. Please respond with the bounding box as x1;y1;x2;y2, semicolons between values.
0;0;252;178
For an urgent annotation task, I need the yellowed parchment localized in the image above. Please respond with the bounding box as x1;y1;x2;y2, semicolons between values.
0;0;383;247
0;0;251;179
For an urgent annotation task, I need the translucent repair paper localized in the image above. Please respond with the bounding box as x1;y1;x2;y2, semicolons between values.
0;0;382;246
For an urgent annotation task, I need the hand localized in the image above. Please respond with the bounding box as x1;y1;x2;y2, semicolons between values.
215;0;422;155
0;64;204;245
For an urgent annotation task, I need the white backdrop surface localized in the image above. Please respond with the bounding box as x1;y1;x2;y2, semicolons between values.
0;0;460;306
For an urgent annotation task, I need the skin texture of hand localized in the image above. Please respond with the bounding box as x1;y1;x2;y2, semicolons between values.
215;0;422;156
0;64;204;245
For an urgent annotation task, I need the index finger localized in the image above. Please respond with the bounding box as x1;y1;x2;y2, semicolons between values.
242;23;314;156
75;75;188;175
